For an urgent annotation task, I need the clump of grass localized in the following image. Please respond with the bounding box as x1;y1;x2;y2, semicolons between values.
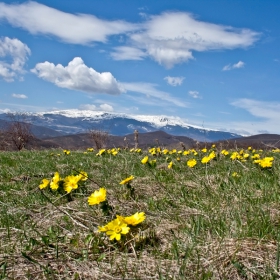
0;147;280;279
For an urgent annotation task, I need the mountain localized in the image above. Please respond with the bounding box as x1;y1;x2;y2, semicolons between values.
0;118;65;138
0;110;240;142
43;130;196;150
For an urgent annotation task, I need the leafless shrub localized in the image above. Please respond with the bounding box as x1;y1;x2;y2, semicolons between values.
89;128;109;149
4;112;34;151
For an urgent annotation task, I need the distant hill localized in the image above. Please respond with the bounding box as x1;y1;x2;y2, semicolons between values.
43;130;197;150
214;134;280;149
0;118;64;138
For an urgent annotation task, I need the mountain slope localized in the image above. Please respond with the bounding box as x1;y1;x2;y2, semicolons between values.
0;110;241;142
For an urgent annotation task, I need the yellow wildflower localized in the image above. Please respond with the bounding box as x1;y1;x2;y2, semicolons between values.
39;178;50;189
96;149;106;156
120;175;134;185
63;149;70;155
63;175;80;193
50;172;61;191
141;156;149;164
98;217;130;241
77;171;88;181
187;159;197;168
168;161;173;169
201;156;211;164
201;148;207;153
122;212;146;226
88;188;106;205
221;149;229;156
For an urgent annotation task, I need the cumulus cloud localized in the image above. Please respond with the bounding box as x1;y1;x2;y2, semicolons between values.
121;82;187;107
164;76;185;86
80;103;114;112
12;93;28;99
113;12;259;68
31;57;125;95
0;1;138;44
0;2;259;69
0;37;31;81
188;90;201;99
223;60;245;71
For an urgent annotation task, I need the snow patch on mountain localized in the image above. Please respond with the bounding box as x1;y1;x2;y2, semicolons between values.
36;109;212;131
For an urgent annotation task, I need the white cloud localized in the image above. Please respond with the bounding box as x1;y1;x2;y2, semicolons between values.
12;93;28;99
188;90;201;99
229;98;280;134
100;104;114;111
164;76;185;86
111;46;147;60
0;1;138;44
80;103;114;112
223;60;245;71
121;82;188;107
114;12;259;68
0;37;31;81
31;57;125;95
231;98;280;120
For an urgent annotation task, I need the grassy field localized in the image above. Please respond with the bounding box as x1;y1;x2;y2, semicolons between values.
0;145;280;279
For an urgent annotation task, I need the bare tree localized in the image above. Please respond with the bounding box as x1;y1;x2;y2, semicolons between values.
4;112;34;151
89;128;109;149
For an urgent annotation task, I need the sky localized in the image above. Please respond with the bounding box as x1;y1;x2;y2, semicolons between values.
0;0;280;135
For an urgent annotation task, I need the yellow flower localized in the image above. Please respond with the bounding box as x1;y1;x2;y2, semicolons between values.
183;150;190;156
50;172;61;191
63;175;80;193
259;157;274;168
221;149;229;156
187;159;197;168
201;156;211;164
141;156;149;164
168;161;173;169
201;148;207;153
120;175;134;185
77;171;88;181
122;212;146;226
63;149;70;155
88;188;106;205
163;149;169;154
251;154;260;159
98;217;130;241
208;151;216;160
230;152;241;160
232;172;239;177
39;178;50;189
212;144;216;148
87;148;94;152
96;149;106;156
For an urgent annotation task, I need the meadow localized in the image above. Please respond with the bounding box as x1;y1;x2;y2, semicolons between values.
0;145;280;279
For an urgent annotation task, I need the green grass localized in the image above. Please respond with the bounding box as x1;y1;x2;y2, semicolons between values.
0;147;280;279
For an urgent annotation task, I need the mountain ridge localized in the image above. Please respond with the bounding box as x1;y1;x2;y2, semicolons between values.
0;109;241;142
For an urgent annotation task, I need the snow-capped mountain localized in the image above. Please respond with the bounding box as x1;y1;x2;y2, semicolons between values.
0;109;241;142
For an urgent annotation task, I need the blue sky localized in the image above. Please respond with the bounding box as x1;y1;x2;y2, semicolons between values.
0;0;280;135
